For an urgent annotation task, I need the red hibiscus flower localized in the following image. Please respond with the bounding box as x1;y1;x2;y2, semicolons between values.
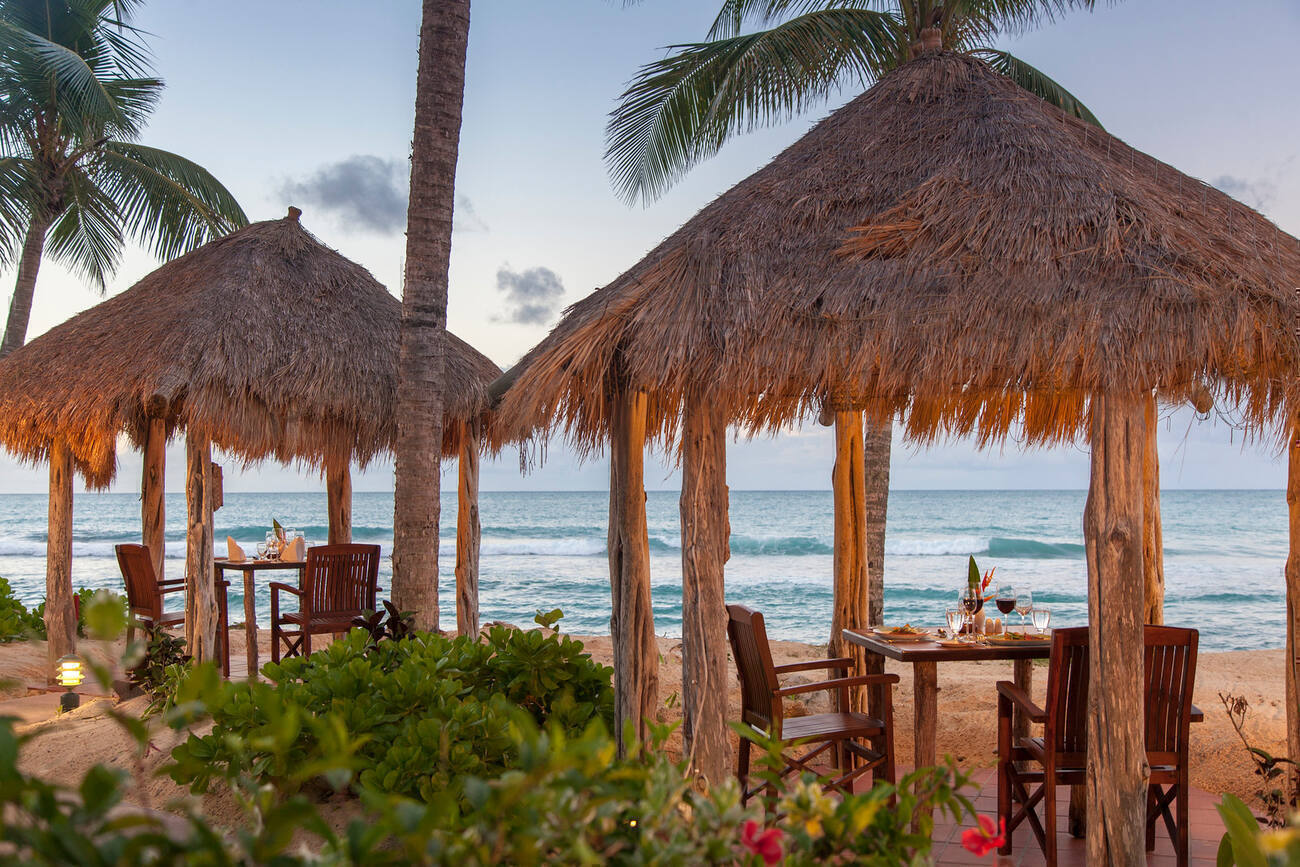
961;815;1006;857
740;819;784;865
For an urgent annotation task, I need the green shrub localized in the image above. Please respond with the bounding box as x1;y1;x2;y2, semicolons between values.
28;587;127;640
168;622;615;801
0;576;40;641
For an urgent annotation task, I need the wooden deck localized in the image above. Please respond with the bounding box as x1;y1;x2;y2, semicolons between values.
930;768;1227;865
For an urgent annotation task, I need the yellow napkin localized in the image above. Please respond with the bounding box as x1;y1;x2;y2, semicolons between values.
227;536;246;562
282;537;306;562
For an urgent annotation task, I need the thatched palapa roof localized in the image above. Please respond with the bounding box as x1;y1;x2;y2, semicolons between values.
0;209;501;486
495;52;1300;452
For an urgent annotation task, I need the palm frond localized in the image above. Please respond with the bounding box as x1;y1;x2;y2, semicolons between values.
44;168;123;289
95;141;247;261
608;7;902;206
0;155;37;264
0;19;129;134
944;0;1099;37
971;48;1101;126
707;0;888;39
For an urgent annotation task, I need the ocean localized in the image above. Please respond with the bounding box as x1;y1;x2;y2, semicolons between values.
0;489;1286;652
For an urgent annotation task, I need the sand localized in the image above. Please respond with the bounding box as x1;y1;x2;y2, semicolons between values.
1;630;1287;825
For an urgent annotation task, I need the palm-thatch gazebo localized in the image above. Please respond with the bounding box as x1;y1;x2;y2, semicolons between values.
0;208;500;668
493;47;1300;859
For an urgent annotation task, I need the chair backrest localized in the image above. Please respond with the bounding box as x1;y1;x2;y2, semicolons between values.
1041;624;1199;766
1143;625;1199;765
1042;626;1091;763
726;604;783;735
302;544;381;616
115;543;161;620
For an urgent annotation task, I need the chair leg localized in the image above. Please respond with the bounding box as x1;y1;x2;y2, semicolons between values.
1043;771;1057;866
1146;786;1158;852
1177;780;1189;867
737;735;751;802
303;630;312;658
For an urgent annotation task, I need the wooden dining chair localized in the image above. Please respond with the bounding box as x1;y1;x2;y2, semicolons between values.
727;604;898;803
115;543;230;677
997;625;1199;866
271;544;380;662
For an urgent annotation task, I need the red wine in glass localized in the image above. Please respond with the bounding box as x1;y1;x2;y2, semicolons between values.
995;585;1017;616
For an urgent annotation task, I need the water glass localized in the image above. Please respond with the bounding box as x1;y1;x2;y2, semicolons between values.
256;540;269;559
1031;606;1051;634
945;606;964;638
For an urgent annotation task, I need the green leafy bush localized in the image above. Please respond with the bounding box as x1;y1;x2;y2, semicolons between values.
168;622;615;801
28;587;127;640
0;576;41;641
1217;793;1300;866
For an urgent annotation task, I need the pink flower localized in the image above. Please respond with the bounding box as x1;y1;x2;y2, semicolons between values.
961;815;1006;857
741;819;784;865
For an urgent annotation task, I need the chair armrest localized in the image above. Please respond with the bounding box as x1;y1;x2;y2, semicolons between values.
268;582;303;596
774;657;854;675
996;680;1047;723
775;673;899;697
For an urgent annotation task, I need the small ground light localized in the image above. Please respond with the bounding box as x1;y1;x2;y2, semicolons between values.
55;654;83;712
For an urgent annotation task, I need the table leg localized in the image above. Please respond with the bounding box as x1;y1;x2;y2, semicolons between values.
913;661;938;823
1068;784;1087;837
243;570;258;678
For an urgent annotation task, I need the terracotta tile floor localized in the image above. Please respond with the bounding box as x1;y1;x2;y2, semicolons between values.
931;768;1227;865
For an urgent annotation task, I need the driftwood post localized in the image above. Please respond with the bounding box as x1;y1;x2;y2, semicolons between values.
1083;391;1149;864
680;390;730;783
142;417;167;581
456;419;481;636
1286;420;1300;800
185;431;219;663
326;458;352;544
828;411;870;714
608;386;658;752
44;441;76;673
1142;393;1164;624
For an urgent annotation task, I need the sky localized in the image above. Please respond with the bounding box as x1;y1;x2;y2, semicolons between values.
0;0;1298;493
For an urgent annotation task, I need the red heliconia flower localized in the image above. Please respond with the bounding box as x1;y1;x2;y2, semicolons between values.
740;819;784;865
961;815;1006;857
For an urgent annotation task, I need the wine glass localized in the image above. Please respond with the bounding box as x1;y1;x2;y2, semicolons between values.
994;585;1018;619
1031;605;1051;634
256;540;269;560
1015;590;1034;634
266;531;279;560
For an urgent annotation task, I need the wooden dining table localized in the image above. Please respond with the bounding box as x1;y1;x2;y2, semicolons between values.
842;628;1203;832
213;558;306;677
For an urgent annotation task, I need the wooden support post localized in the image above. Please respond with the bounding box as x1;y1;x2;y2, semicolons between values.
327;459;353;544
456;420;481;637
680;391;730;783
185;431;219;663
44;441;76;673
1012;658;1033;752
142;417;166;581
828;411;870;714
608;387;658;752
1083;391;1149;865
863;418;891;718
1143;393;1164;625
1286;420;1300;802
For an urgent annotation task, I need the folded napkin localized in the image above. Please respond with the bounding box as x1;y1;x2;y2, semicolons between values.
282;537;306;562
227;536;246;562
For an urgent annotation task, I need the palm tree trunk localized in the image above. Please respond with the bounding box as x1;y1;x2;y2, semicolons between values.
0;215;51;359
392;0;471;631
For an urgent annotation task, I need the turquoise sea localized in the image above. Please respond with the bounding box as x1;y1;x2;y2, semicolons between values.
0;490;1286;652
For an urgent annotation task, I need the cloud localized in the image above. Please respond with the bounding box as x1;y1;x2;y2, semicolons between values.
279;155;408;233
280;156;488;236
495;264;565;325
454;194;488;233
1212;174;1276;211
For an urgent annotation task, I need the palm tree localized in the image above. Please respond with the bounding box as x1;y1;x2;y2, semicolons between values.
0;0;246;359
392;0;471;630
606;0;1106;654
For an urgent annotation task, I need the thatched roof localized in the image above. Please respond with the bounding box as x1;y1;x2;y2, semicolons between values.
494;51;1300;453
0;209;501;486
